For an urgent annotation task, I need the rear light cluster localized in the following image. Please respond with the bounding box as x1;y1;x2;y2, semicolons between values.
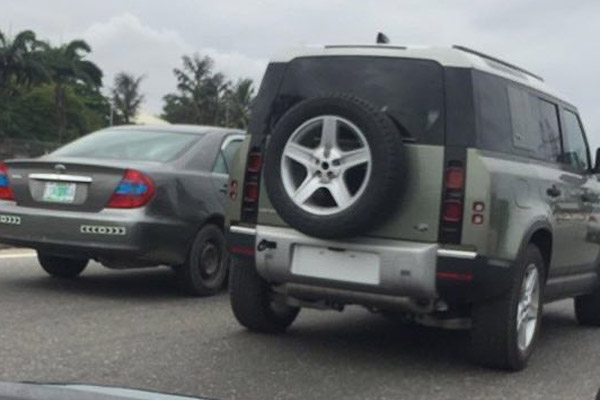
241;149;263;222
0;162;15;201
439;161;465;243
106;169;155;209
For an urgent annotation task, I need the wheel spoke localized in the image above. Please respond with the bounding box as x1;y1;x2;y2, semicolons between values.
340;147;370;171
284;142;314;168
328;179;352;208
320;117;338;150
292;176;321;204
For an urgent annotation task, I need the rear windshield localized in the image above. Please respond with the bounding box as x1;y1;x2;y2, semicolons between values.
52;129;202;162
273;56;445;144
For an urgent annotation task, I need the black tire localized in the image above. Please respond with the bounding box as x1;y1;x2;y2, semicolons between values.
471;244;545;371
229;258;299;333
37;252;88;279
575;290;600;326
263;94;406;239
176;224;229;297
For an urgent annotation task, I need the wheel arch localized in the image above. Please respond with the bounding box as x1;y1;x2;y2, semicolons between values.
519;220;553;279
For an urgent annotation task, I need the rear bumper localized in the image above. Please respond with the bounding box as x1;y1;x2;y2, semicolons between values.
228;225;514;308
0;202;193;266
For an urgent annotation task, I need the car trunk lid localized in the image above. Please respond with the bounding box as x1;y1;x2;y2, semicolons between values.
5;158;129;212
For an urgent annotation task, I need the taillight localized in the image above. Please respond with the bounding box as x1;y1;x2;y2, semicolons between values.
244;182;258;202
0;162;15;201
106;169;155;209
445;167;465;189
438;161;465;243
443;200;463;222
247;152;262;173
241;146;263;223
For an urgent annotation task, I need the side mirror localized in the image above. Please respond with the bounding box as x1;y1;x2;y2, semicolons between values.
595;148;600;173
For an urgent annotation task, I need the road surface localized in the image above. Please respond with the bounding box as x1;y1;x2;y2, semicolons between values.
0;249;598;400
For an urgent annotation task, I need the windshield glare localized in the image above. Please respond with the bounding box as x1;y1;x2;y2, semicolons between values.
52;129;202;162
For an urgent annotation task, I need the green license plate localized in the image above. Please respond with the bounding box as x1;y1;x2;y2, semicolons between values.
42;182;76;203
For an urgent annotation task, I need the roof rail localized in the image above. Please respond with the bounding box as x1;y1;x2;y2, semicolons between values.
452;45;544;82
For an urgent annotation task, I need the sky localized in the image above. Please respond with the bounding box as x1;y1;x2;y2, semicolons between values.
3;0;600;148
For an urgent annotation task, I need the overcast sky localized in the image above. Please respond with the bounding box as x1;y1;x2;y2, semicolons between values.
3;0;600;147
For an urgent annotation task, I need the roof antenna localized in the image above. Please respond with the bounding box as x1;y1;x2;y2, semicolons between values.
376;32;390;44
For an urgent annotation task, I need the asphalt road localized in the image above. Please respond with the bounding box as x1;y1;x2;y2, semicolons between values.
0;249;599;400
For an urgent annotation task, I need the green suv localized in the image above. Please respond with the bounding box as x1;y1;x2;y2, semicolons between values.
225;44;600;370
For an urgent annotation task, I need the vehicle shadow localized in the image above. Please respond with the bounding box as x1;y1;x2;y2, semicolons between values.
226;300;584;372
4;263;198;302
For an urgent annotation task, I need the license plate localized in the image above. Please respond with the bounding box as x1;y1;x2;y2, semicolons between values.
42;182;76;203
291;245;380;285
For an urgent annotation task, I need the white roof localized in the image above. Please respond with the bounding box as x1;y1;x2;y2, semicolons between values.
272;45;568;104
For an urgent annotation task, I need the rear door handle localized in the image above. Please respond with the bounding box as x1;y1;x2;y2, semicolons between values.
546;185;561;198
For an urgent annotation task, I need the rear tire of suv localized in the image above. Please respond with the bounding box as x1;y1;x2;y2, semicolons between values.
176;224;229;297
574;290;600;326
229;259;300;333
38;252;88;279
471;244;545;370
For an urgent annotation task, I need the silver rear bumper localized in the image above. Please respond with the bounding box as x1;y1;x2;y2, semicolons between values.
252;225;445;299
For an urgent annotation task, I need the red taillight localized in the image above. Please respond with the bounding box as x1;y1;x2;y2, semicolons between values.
247;153;262;173
443;200;463;222
106;169;155;209
0;162;15;201
244;182;258;202
445;167;465;189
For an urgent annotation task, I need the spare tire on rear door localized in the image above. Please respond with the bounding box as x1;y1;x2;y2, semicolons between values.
263;94;407;239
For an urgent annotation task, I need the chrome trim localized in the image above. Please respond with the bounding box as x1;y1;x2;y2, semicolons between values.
230;225;257;236
29;173;93;183
437;248;477;259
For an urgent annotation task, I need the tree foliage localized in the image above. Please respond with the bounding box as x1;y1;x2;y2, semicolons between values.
162;54;255;129
111;72;145;125
0;29;108;143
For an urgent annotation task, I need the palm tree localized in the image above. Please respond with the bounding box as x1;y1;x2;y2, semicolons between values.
44;39;102;142
225;78;254;128
0;29;47;95
111;72;145;125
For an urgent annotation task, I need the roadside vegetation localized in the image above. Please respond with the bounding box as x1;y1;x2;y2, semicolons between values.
0;28;255;145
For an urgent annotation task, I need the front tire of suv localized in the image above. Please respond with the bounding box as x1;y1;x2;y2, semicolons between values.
38;252;89;279
471;244;545;370
574;290;600;326
229;258;299;333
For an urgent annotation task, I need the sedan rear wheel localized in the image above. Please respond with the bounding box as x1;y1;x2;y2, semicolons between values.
176;224;229;296
37;252;89;279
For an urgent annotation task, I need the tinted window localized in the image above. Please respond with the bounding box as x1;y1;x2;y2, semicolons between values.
275;56;444;144
53;129;202;162
507;87;562;162
538;99;562;162
562;110;589;171
474;72;513;153
476;72;562;162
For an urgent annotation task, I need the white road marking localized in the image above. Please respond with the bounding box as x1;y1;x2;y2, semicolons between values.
0;249;37;259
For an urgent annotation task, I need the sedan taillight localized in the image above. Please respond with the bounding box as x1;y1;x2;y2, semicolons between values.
106;169;155;209
0;162;15;201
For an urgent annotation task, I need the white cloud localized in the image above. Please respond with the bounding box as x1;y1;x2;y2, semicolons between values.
78;13;267;114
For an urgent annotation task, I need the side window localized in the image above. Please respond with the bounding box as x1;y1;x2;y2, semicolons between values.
213;153;228;174
222;139;243;172
213;137;243;174
537;99;562;162
507;86;561;162
561;110;590;171
474;72;513;153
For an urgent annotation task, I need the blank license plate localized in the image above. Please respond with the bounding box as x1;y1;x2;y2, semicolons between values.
42;182;76;203
291;245;380;285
